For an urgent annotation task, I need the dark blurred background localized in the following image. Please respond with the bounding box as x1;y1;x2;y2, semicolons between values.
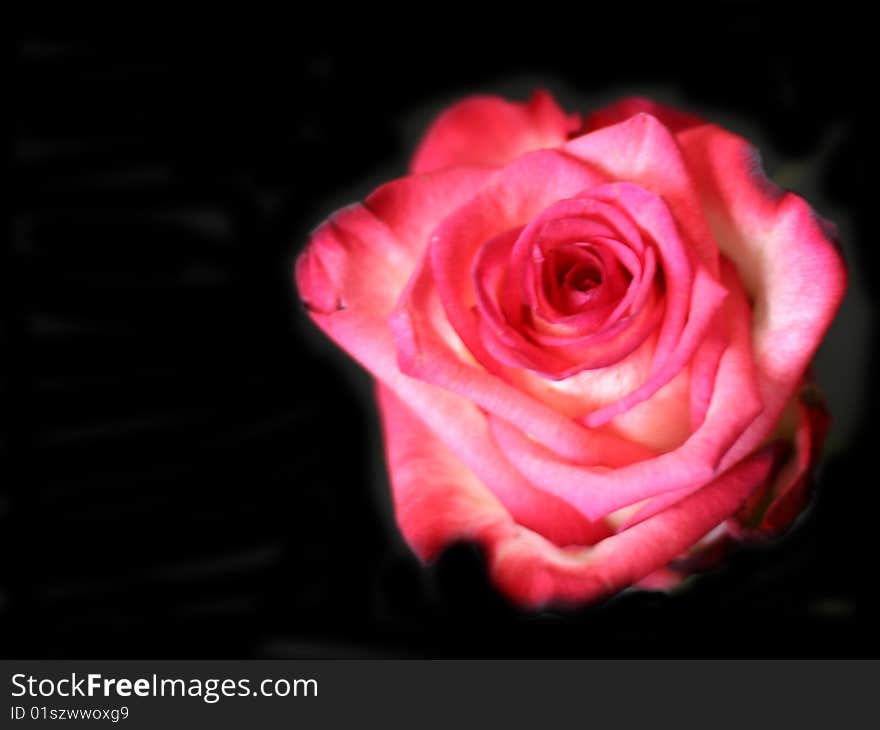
5;6;877;657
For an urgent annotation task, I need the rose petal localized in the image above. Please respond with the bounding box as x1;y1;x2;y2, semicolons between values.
582;265;727;428
379;383;775;609
410;89;580;175
364;166;499;254
729;384;830;537
635;567;686;592
297;166;493;315
586;96;706;134
675;124;847;469
377;385;612;557
612;259;764;527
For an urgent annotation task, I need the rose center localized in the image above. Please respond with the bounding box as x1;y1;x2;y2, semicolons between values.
563;261;603;292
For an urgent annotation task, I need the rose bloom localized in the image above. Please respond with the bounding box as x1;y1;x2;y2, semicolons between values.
295;91;846;608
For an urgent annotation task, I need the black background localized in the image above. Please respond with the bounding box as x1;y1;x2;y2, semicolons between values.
6;6;877;658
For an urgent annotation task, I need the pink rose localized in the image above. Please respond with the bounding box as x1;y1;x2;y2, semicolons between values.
295;90;846;608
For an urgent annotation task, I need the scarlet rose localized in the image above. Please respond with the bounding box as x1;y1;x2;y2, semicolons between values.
295;91;846;608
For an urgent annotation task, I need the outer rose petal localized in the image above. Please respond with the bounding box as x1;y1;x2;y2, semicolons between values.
410;90;581;175
364;166;501;256
378;384;776;609
635;567;686;592
674;124;847;468
297;167;493;316
761;390;829;532
640;388;829;582
586;96;706;134
729;384;830;537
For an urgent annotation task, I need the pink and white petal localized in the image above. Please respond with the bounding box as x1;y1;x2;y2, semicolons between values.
504;330;658;420
761;398;828;532
635;567;686;592
668;522;737;575
490;414;715;521
586;96;706;134
565;113;719;276
380;383;776;610
489;446;777;608
676;125;847;469
729;385;830;538
410;90;580;175
364;166;496;256
298;166;494;317
689;314;729;430
582;266;728;428
614;261;764;527
384;368;611;548
377;383;515;561
296;204;417;317
377;386;612;562
609;364;692;453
